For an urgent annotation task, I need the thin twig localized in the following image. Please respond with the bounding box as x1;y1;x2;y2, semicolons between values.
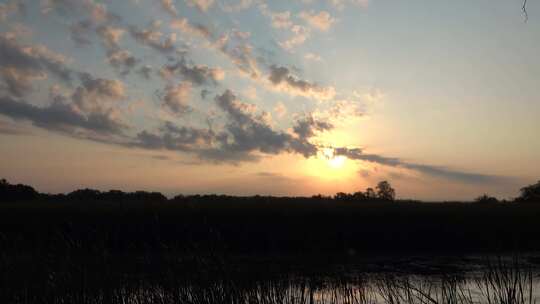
523;0;529;22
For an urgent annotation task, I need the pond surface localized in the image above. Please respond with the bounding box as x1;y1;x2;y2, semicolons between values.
3;255;540;304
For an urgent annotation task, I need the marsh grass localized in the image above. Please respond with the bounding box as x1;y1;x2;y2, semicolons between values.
1;255;539;304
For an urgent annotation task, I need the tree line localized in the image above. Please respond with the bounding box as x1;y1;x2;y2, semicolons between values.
1;178;539;204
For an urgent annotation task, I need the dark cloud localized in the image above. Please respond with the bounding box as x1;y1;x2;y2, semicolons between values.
0;34;72;90
268;65;335;100
161;58;224;86
0;67;40;98
131;122;217;152
137;65;153;79
42;0;120;24
334;147;505;184
293;115;333;139
128;90;333;163
69;20;93;46
74;73;126;109
160;82;192;114
95;26;140;76
96;25;125;50
0;0;25;21
106;49;138;76
207;90;331;160
0;72;128;140
129;24;177;54
0;95;125;135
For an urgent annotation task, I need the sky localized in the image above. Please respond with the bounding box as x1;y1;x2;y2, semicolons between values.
0;0;539;200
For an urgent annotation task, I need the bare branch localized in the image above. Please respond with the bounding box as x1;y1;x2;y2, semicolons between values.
523;0;528;22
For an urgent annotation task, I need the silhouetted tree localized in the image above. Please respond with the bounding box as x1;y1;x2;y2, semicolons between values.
334;192;352;201
67;189;102;201
352;191;367;200
0;179;39;202
517;180;540;202
376;181;395;201
365;187;377;199
474;194;499;204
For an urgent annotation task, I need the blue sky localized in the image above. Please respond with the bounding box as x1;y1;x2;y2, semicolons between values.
0;0;538;200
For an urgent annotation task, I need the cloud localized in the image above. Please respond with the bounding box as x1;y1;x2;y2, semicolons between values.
0;34;72;97
161;82;192;114
161;0;178;17
0;95;126;135
0;72;129;141
69;20;93;46
292;115;333;140
161;58;225;86
170;18;212;39
299;10;336;31
42;0;120;24
0;0;25;21
269;11;293;29
130;23;177;53
96;25;125;50
132;121;216;151
106;49;138;76
268;65;336;100
137;65;153;79
329;0;370;10
334;147;505;184
95;26;140;76
205;90;332;161
186;0;215;12
133;90;333;163
304;53;322;61
74;73;126;110
221;0;253;12
0;67;46;98
213;32;260;78
170;18;259;79
279;25;311;50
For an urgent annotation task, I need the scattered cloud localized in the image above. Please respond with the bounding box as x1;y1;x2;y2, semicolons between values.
0;33;72;97
0;93;126;137
299;10;336;31
329;0;370;10
161;82;193;114
185;0;215;12
304;52;322;61
161;58;225;86
269;11;293;29
0;0;25;21
130;22;177;53
170;18;212;39
220;0;253;12
160;0;178;17
268;65;336;100
279;25;311;50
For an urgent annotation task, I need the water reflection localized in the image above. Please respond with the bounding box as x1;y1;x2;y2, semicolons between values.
4;258;540;304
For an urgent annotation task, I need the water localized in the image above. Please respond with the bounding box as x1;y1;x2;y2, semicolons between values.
3;256;540;304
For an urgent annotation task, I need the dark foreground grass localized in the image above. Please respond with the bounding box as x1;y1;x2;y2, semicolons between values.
1;252;538;304
2;199;540;303
1;199;540;256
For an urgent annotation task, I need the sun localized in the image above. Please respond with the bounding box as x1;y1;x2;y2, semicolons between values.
328;155;346;169
321;148;347;169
